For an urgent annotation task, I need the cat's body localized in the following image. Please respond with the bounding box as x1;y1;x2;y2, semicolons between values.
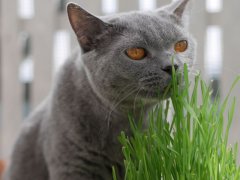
5;0;196;179
7;54;131;180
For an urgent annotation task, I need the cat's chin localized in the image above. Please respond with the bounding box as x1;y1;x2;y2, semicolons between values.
138;89;171;102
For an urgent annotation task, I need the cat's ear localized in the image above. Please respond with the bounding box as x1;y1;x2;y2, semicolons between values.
158;0;191;27
167;0;190;18
67;3;111;52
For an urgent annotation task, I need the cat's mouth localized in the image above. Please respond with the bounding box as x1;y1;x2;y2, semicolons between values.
132;74;184;101
137;85;172;100
137;77;172;99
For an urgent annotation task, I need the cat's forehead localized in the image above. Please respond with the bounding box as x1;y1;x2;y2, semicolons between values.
106;11;186;42
111;12;173;27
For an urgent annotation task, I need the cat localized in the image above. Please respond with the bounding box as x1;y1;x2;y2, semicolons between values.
5;0;196;179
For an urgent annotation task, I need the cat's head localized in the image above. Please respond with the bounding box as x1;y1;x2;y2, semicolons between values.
67;0;196;106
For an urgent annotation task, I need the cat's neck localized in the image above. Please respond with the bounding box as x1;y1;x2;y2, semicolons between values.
51;58;121;123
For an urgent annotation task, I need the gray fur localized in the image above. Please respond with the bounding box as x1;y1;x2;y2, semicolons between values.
5;0;196;179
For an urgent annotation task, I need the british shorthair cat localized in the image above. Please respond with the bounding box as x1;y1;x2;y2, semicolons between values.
5;0;196;179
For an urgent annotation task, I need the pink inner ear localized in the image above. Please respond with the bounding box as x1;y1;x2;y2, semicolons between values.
68;8;81;34
173;0;189;18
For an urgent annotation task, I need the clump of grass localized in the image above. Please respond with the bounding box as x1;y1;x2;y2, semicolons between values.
114;64;240;179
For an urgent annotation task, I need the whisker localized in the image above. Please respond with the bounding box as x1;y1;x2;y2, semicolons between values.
105;87;138;127
139;75;160;82
111;83;136;106
133;87;143;113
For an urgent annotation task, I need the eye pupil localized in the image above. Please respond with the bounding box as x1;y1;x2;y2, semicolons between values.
126;48;146;60
174;40;188;53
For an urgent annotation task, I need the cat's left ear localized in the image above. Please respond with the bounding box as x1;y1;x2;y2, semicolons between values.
158;0;191;27
67;3;111;52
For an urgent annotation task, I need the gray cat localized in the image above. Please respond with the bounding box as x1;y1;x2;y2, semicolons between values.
5;0;196;179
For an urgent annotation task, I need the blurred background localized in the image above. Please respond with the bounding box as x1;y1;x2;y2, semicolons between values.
0;0;240;177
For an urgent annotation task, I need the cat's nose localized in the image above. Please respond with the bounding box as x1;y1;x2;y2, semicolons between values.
162;65;179;75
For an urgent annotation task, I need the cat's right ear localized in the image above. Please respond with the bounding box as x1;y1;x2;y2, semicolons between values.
67;3;111;52
157;0;191;27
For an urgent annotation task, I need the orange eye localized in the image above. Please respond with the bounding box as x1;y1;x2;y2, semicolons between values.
174;40;188;53
126;48;146;60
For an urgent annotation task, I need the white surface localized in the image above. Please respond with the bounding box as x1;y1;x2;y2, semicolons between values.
139;0;156;11
19;57;33;83
205;26;222;76
18;0;34;19
206;0;222;13
102;0;118;14
53;30;71;74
